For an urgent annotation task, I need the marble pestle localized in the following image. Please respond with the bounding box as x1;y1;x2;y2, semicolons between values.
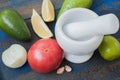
63;14;119;40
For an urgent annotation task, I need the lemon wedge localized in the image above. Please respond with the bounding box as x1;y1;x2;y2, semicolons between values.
41;0;55;22
31;9;53;38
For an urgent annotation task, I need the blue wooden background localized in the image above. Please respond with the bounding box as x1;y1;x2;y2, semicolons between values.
0;0;120;80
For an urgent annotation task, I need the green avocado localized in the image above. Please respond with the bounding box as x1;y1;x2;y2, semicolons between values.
57;0;93;18
0;9;31;41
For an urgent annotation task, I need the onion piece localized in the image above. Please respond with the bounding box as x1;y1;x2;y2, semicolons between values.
2;44;27;68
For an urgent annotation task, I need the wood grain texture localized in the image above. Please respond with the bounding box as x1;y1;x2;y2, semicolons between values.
1;0;120;80
0;0;64;19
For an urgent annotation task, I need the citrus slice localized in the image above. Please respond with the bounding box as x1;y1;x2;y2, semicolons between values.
31;9;53;38
41;0;55;22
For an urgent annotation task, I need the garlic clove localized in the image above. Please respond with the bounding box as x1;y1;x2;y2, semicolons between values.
65;65;72;72
56;66;65;74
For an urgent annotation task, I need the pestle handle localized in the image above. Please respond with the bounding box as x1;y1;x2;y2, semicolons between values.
63;14;119;40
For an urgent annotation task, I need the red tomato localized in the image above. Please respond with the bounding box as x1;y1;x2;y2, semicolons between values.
28;38;64;73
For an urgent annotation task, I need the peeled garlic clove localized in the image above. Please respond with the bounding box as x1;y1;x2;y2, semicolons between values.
2;44;27;68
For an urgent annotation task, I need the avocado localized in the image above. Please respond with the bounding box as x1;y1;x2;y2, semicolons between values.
57;0;93;18
0;9;31;41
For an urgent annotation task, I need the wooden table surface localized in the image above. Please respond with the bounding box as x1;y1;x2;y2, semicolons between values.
0;0;64;19
0;0;120;80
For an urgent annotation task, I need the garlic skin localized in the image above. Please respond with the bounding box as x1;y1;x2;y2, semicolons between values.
56;66;65;74
2;44;27;68
65;65;72;72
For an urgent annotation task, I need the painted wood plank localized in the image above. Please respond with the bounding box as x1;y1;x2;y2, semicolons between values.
0;0;64;19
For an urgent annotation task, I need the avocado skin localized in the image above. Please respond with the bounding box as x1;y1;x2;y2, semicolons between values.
0;9;31;41
57;0;93;18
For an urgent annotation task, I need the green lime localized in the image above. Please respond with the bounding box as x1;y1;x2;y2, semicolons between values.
98;35;120;61
57;0;93;18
